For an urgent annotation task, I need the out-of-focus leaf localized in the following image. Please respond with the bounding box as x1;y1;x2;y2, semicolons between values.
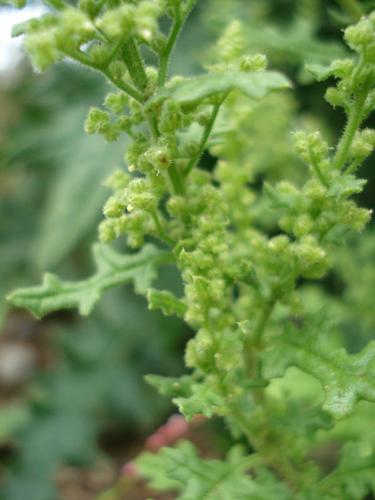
32;135;124;271
306;63;336;81
0;404;30;441
307;442;375;499
245;20;347;67
155;71;291;107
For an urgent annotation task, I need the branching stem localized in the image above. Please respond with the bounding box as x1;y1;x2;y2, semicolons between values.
158;0;198;87
184;96;227;176
308;144;329;187
122;37;148;90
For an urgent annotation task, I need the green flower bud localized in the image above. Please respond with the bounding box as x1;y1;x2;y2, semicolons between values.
97;5;135;39
351;134;374;162
108;61;128;81
105;170;131;191
294;131;328;163
268;235;290;253
126;178;158;212
339;201;371;231
103;196;125;218
59;9;94;44
216;20;245;63
149;32;168;54
325;87;345;108
159;100;183;134
24;31;61;72
99;219;117;242
293;236;329;279
239;54;267;72
167;196;187;217
84;107;109;134
185;329;214;368
304;179;326;202
145;145;172;171
134;1;161;42
88;43;112;66
117;116;133;132
345;19;374;51
104;92;128;114
293;214;314;239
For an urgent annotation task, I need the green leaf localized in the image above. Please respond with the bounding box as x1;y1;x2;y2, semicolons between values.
136;441;290;500
146;374;225;420
7;244;169;318
305;63;335;81
33;134;124;270
145;374;194;398
0;404;31;442
156;71;291;107
173;381;226;421
316;442;375;499
147;288;187;317
328;175;367;199
262;322;375;419
245;20;347;69
11;20;30;38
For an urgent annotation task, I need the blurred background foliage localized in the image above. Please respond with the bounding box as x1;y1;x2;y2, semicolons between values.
0;0;374;498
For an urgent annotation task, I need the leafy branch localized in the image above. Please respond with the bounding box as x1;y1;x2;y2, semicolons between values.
7;244;169;318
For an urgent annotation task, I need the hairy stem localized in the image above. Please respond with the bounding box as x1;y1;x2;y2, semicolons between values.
151;210;174;245
184;97;226;176
308;144;329;187
168;162;185;195
250;296;276;347
102;68;145;103
158;0;198;87
122;37;148;90
334;92;367;169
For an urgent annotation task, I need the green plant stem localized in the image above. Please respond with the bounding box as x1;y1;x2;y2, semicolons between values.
158;12;183;87
336;0;363;20
146;109;185;196
230;405;298;491
334;91;368;170
168;162;185;195
122;37;148;90
184;97;226;176
102;68;145;103
151;210;174;245
243;296;276;381
63;47;144;103
308;144;329;187
158;0;198;87
252;296;276;346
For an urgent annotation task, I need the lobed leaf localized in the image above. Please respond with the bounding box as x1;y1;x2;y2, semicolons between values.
136;441;290;500
155;71;291;107
7;244;169;318
318;442;375;498
146;374;226;421
147;288;187;317
305;63;335;81
262;324;375;419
